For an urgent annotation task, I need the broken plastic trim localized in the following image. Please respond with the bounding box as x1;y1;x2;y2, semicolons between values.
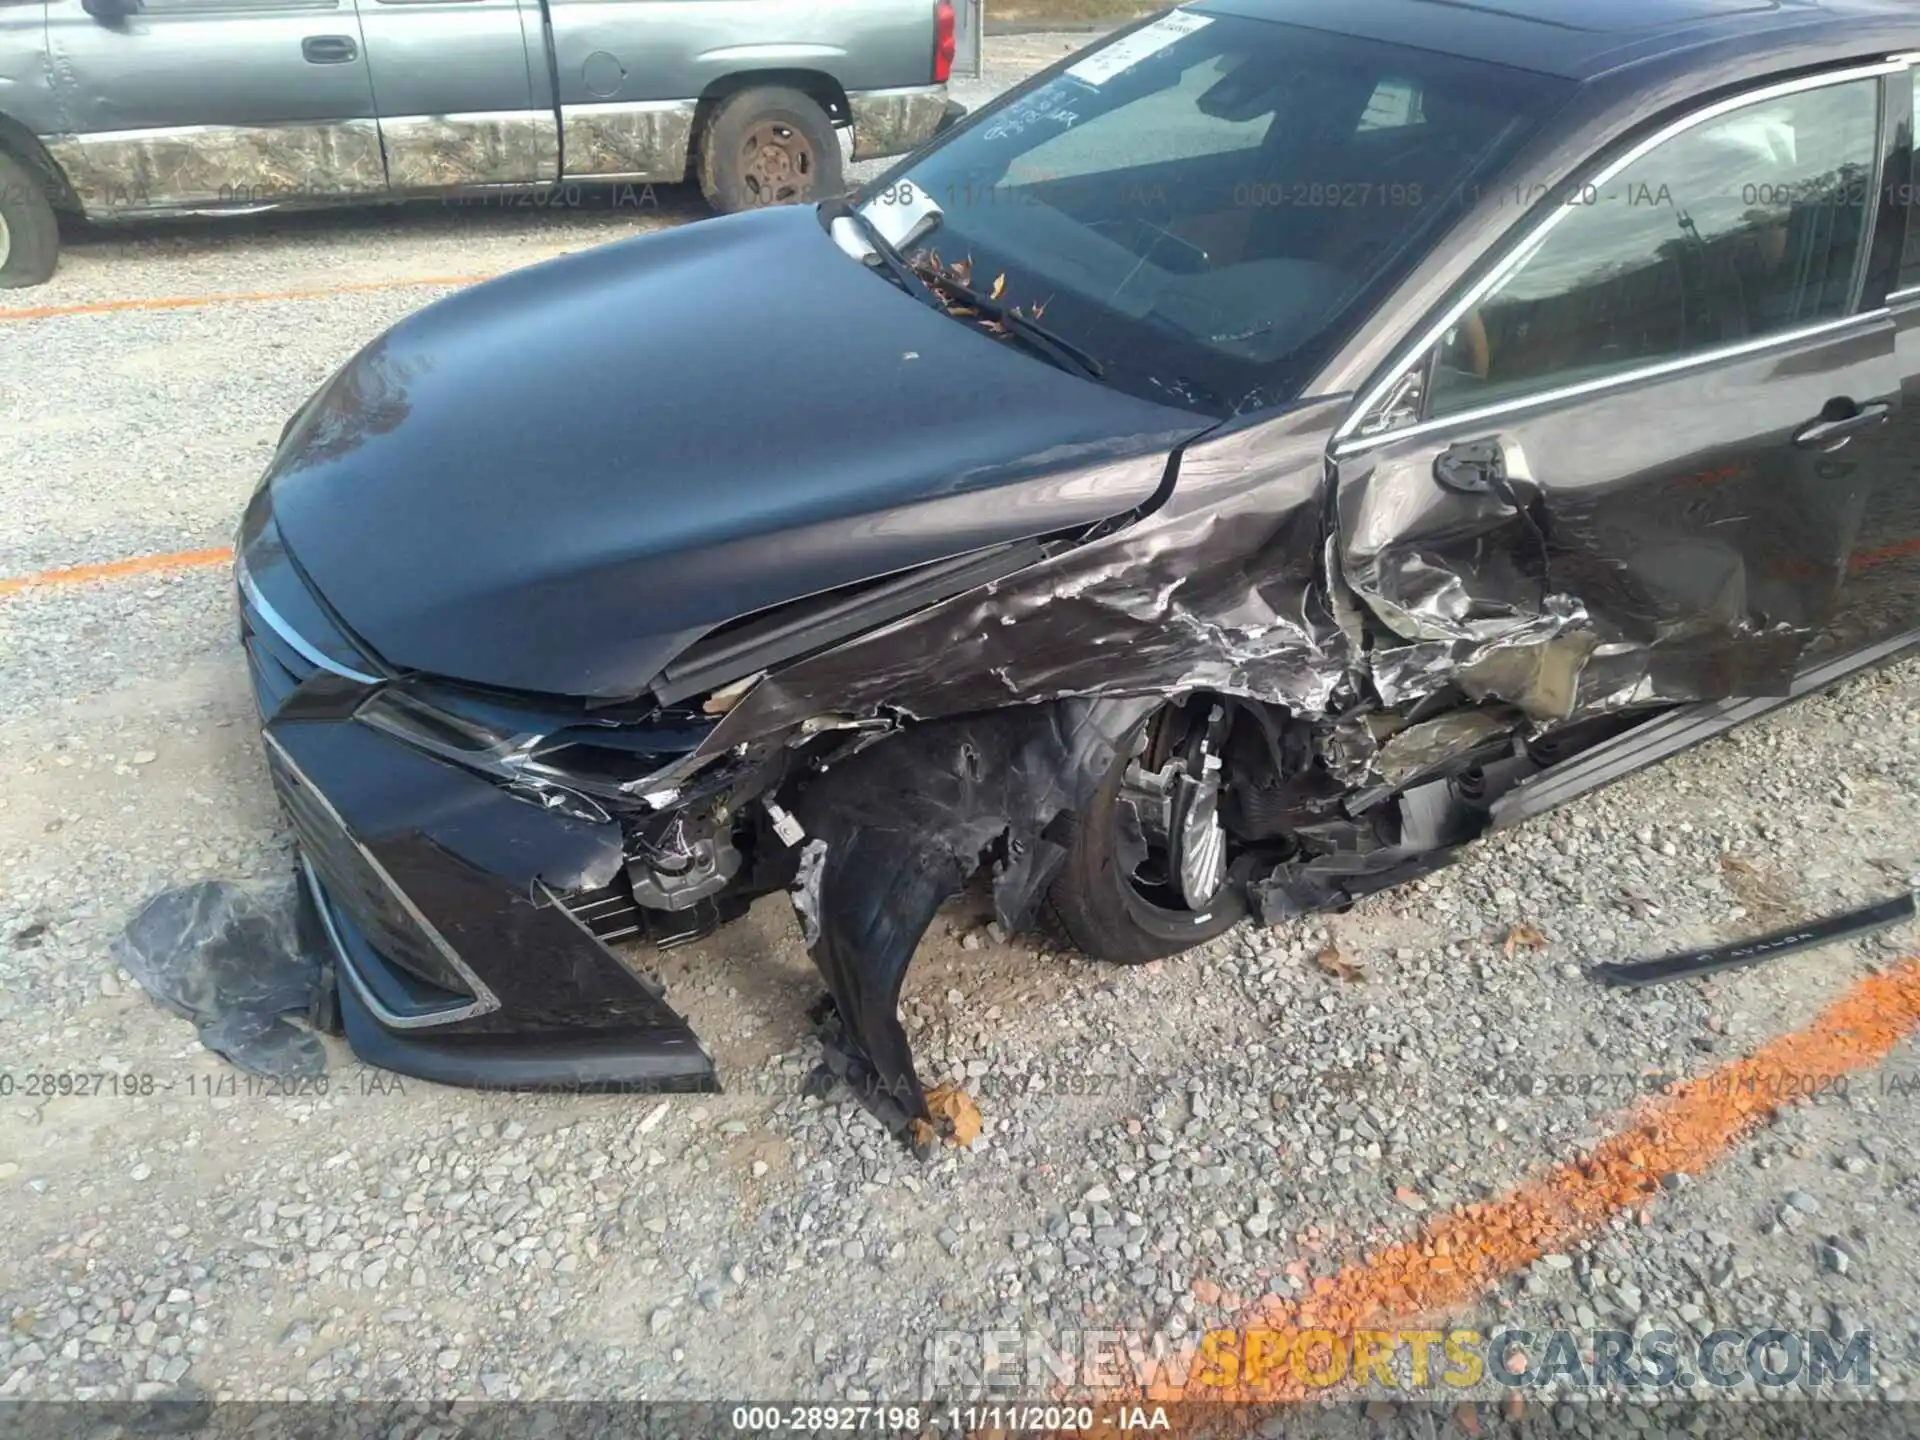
113;879;328;1078
1592;891;1917;988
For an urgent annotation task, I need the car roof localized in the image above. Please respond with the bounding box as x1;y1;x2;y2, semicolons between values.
1189;0;1916;80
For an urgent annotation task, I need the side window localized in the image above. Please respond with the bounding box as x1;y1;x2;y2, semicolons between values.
1358;79;1425;133
1900;81;1920;290
1428;77;1880;419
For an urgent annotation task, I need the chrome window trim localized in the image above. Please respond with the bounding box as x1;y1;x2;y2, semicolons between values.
1334;309;1886;456
1890;285;1920;304
238;561;382;686
1334;58;1907;448
271;733;502;1028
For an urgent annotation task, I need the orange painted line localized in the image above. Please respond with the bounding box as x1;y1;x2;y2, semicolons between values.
0;273;493;323
0;546;233;599
1170;954;1920;1401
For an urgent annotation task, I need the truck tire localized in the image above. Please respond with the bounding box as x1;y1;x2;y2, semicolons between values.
0;150;59;289
697;86;843;213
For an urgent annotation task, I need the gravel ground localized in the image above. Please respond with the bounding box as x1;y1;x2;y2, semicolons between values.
4;30;1920;1432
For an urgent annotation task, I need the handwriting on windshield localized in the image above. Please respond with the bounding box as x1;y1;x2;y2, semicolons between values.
981;84;1082;142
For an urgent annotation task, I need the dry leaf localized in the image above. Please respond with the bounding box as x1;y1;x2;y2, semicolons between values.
1503;923;1548;960
1717;853;1798;922
924;1082;982;1147
1313;942;1365;983
990;271;1006;300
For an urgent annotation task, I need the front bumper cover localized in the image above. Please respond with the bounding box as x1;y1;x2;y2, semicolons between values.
239;516;717;1094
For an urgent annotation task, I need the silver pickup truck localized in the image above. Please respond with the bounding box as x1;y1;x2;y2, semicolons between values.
0;0;960;286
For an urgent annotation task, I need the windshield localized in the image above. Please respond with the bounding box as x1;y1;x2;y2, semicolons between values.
864;9;1569;416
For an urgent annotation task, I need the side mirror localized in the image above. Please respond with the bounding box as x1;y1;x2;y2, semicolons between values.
83;0;142;24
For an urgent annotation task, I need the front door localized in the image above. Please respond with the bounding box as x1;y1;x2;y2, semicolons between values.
44;0;384;215
351;0;554;191
1333;64;1906;721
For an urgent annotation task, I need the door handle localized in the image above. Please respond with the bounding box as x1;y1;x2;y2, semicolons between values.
302;35;358;64
1433;437;1506;495
1793;400;1891;451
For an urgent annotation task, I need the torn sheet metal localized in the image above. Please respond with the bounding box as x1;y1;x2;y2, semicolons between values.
848;84;950;161
791;696;1154;1139
559;100;696;182
692;398;1357;762
113;880;327;1078
44;121;387;216
379;111;559;191
1367;706;1519;789
1334;374;1883;725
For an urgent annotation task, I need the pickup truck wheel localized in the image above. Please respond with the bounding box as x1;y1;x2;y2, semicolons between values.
698;86;843;213
0;150;59;289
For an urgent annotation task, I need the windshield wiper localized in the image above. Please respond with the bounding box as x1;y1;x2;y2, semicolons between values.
824;199;1104;384
916;267;1107;383
823;200;946;314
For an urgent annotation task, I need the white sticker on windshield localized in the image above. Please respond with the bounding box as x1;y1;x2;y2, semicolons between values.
1065;11;1213;87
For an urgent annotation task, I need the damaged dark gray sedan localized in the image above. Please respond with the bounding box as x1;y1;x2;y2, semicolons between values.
238;0;1920;1146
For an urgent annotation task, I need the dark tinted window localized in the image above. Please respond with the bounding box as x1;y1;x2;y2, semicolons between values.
877;11;1568;415
1430;78;1879;418
1900;81;1920;290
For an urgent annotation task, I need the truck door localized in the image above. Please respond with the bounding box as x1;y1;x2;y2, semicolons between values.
544;0;697;184
352;0;555;191
43;0;384;215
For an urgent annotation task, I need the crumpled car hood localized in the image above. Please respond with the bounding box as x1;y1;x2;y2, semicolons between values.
266;205;1205;699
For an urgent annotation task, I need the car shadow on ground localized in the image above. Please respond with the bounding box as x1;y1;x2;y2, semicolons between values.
56;182;718;264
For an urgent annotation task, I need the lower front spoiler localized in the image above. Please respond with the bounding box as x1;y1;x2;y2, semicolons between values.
334;973;717;1093
300;857;718;1094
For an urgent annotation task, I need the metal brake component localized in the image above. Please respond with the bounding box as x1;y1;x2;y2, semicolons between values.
1119;703;1231;908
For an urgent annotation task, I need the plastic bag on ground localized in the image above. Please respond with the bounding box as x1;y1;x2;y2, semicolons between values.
111;879;326;1078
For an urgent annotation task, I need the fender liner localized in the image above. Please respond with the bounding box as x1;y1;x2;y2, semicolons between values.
791;697;1155;1144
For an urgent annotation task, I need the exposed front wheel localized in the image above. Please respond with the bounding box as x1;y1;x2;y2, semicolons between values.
1047;702;1247;965
0;151;60;289
697;86;844;213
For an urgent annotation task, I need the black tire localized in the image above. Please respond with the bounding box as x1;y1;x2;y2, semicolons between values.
1046;717;1247;966
697;86;843;213
0;150;59;289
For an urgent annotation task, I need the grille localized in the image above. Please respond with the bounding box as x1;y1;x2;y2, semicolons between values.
564;882;646;944
264;739;476;1004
